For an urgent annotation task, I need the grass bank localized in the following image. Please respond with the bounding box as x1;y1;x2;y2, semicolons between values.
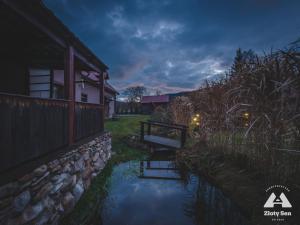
176;143;300;225
61;115;149;225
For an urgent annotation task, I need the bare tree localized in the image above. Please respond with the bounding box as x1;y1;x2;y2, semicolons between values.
123;86;147;103
123;86;147;113
155;89;162;96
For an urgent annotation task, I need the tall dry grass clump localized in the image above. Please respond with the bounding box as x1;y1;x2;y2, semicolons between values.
169;96;194;126
149;97;195;138
189;45;300;184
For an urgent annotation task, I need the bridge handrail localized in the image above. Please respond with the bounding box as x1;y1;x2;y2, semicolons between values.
140;120;187;148
141;120;188;130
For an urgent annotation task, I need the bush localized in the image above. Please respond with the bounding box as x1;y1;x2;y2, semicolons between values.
169;96;194;126
150;106;172;123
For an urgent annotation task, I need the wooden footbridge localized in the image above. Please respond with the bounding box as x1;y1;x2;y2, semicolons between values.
140;120;187;150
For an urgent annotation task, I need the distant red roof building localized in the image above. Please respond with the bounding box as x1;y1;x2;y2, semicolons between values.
141;95;169;104
141;95;170;114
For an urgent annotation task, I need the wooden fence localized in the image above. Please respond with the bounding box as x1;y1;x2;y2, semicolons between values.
75;102;104;141
0;94;105;173
116;101;142;114
0;93;69;172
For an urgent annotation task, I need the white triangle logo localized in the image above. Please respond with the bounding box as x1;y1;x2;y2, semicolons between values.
264;192;292;208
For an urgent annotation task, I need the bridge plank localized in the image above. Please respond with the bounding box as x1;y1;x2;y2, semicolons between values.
143;135;181;149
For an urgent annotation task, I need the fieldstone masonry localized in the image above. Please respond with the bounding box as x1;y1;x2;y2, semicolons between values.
0;132;112;225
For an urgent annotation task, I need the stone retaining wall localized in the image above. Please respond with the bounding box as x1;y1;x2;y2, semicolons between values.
0;132;112;225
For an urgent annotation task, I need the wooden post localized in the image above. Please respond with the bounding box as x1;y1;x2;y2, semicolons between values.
99;71;105;131
147;123;151;135
114;95;117;116
181;128;186;148
140;161;144;176
50;69;54;98
140;122;144;141
65;45;75;145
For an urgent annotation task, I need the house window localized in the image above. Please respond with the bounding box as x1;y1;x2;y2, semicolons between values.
53;84;64;99
81;93;88;102
29;69;51;98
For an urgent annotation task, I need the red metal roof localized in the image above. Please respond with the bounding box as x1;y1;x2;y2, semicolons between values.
141;95;169;103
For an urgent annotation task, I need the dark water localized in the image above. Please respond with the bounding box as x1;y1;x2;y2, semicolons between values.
95;156;249;225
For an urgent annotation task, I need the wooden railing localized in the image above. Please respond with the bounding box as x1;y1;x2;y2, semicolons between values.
140;120;187;148
75;102;104;141
0;93;69;172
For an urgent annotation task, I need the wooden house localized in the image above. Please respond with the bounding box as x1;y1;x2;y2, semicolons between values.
141;95;170;114
104;81;119;118
0;0;109;173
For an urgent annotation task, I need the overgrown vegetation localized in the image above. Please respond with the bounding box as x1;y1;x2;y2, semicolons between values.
187;44;300;184
61;115;149;225
145;43;300;222
175;44;300;224
150;97;197;140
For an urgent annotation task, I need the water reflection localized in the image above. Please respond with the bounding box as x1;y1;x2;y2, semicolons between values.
139;160;181;180
93;153;249;225
183;176;249;225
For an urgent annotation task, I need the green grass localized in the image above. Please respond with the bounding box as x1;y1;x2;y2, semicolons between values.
61;115;149;225
105;115;149;138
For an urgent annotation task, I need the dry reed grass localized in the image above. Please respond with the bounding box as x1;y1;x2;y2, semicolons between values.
187;45;300;185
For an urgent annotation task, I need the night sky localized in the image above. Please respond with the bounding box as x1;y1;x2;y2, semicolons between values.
44;0;300;96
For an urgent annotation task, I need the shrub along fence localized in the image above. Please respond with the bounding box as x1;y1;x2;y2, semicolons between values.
116;101;142;114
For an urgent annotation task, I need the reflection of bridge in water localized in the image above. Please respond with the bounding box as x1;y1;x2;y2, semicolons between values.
96;151;250;225
139;160;182;180
137;152;250;225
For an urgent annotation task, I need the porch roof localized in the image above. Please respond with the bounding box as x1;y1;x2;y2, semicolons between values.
105;82;119;95
2;0;108;72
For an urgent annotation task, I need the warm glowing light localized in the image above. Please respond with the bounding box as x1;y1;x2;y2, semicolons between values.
196;114;200;117
196;122;200;126
193;117;197;121
243;112;249;117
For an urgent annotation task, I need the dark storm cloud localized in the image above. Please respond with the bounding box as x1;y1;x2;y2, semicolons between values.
44;0;300;94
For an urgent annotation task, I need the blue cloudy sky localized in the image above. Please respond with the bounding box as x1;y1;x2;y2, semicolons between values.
44;0;300;95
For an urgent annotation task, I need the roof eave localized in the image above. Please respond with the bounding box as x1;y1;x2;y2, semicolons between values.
3;0;109;72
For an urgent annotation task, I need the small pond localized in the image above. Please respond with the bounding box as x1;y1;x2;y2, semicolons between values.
92;154;249;225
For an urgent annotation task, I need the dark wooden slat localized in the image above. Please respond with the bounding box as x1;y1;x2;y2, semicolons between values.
75;102;104;141
99;72;105;131
65;45;75;145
